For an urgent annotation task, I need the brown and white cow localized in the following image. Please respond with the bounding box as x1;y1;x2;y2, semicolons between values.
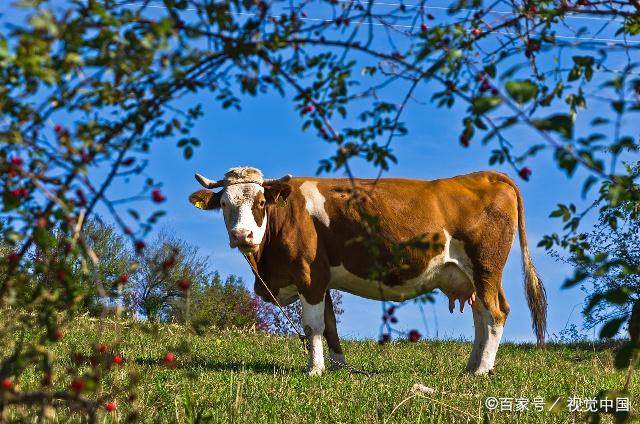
189;167;547;375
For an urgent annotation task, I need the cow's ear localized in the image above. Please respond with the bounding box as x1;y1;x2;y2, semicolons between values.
189;189;222;210
264;182;292;206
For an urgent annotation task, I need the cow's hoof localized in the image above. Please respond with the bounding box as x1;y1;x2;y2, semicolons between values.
307;366;325;376
328;353;347;371
328;361;347;371
469;367;494;376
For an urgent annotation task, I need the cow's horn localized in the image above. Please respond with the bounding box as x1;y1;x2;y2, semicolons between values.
263;174;292;185
195;173;224;188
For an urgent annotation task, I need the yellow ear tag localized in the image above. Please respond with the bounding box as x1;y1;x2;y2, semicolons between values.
194;200;205;209
276;197;287;208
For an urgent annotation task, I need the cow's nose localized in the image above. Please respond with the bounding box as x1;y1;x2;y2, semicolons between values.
230;229;253;244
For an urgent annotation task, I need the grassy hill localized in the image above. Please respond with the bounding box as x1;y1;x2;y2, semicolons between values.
6;318;636;423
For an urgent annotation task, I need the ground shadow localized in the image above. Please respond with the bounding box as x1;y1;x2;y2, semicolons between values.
502;340;624;352
135;357;300;374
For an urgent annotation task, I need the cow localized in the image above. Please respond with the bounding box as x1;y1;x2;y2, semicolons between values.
189;166;547;376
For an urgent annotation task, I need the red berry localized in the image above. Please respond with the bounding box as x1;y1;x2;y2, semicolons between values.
387;306;395;315
122;157;135;166
70;378;85;393
41;372;52;387
76;189;86;206
530;5;538;13
408;329;421;342
471;28;482;37
301;11;307;17
420;23;428;32
378;334;391;345
459;134;470;147
80;150;91;163
1;378;14;390
113;355;123;365
54;124;64;134
390;316;398;324
135;240;146;253
97;344;108;353
52;328;63;341
427;13;435;20
6;252;19;265
177;278;191;291
162;257;176;270
118;274;129;284
164;351;176;366
151;189;166;203
519;167;532;181
303;105;314;114
10;157;23;167
105;402;116;412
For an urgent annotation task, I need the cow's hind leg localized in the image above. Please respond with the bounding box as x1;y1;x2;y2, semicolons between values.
466;302;486;372
300;294;326;376
323;291;346;370
468;274;509;375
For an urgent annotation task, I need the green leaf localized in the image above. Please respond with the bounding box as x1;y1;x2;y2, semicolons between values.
505;80;537;104
599;317;626;339
471;96;502;115
581;176;598;198
531;114;574;139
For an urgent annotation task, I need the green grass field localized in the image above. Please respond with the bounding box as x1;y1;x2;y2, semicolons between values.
6;318;637;423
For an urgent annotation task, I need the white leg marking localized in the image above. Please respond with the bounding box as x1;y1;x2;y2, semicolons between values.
300;294;326;376
473;301;503;375
467;304;485;372
299;181;330;228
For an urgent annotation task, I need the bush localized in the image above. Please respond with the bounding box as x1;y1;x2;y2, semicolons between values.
173;272;259;331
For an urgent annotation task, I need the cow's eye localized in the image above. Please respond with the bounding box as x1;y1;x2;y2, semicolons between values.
220;200;227;208
259;199;266;207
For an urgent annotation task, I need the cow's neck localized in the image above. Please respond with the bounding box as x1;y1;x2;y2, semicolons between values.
253;204;286;269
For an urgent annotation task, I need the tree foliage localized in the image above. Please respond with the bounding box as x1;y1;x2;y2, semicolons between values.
560;192;640;333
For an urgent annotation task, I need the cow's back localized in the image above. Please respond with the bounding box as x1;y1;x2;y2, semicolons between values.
276;171;518;284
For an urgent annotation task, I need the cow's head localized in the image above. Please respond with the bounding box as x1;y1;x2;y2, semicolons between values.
189;167;292;254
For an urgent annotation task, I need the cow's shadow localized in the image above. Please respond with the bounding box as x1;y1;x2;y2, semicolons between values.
135;357;299;374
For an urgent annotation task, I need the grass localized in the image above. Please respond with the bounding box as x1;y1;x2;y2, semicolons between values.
5;317;637;423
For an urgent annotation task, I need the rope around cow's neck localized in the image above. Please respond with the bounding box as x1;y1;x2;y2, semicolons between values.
242;253;374;376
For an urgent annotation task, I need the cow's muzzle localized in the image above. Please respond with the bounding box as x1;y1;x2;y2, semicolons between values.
230;229;258;253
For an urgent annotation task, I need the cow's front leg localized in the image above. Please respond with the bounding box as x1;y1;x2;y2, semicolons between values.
323;291;346;370
300;294;326;376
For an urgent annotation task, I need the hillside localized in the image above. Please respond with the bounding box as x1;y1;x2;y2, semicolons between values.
6;318;636;423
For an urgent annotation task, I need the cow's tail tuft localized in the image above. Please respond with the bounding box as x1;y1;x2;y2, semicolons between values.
501;175;547;346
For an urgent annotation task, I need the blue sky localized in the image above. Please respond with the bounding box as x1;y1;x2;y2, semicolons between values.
4;1;636;342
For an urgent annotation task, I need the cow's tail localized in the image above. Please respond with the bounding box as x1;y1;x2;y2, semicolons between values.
500;175;547;346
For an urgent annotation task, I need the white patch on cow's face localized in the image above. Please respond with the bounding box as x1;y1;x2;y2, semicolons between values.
300;181;330;227
219;183;266;253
